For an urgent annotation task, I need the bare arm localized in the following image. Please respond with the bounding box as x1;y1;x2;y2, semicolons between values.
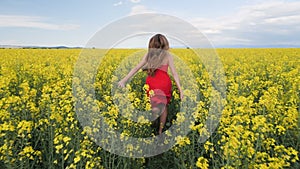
168;54;183;100
118;53;147;87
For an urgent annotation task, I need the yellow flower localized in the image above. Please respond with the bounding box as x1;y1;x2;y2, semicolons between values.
175;136;190;147
74;156;81;164
276;125;286;135
137;115;150;124
18;146;35;160
149;90;155;97
204;141;213;153
196;157;209;169
126;144;134;151
174;112;185;124
0;122;15;132
63;136;71;143
143;84;149;91
0;48;299;169
55;144;63;153
145;102;152;111
17;120;33;136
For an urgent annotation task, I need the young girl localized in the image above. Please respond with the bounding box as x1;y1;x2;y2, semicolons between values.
118;34;183;135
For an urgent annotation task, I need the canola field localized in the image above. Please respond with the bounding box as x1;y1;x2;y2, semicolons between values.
0;48;299;169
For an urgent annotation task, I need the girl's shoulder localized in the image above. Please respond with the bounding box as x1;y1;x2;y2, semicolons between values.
161;54;170;65
165;52;173;63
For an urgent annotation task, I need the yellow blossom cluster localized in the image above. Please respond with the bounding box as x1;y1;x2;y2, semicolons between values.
0;48;299;168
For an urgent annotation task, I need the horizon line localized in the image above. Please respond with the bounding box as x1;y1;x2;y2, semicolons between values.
1;44;300;49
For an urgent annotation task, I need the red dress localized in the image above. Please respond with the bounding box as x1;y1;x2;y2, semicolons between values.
145;64;172;107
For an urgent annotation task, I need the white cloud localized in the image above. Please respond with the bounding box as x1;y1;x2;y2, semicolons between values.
120;0;300;47
130;0;141;3
0;15;80;30
113;1;123;6
0;39;21;46
129;5;155;15
188;1;300;46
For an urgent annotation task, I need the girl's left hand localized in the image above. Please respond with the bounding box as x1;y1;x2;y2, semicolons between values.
118;79;126;88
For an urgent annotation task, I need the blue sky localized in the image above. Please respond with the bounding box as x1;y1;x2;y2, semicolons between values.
1;0;300;47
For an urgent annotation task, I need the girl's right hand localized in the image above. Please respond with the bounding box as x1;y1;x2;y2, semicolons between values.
180;91;184;100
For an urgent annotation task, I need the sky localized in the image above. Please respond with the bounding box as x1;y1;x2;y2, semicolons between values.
1;0;300;48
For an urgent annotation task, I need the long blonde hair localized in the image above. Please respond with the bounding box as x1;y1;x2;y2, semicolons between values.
144;34;169;76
